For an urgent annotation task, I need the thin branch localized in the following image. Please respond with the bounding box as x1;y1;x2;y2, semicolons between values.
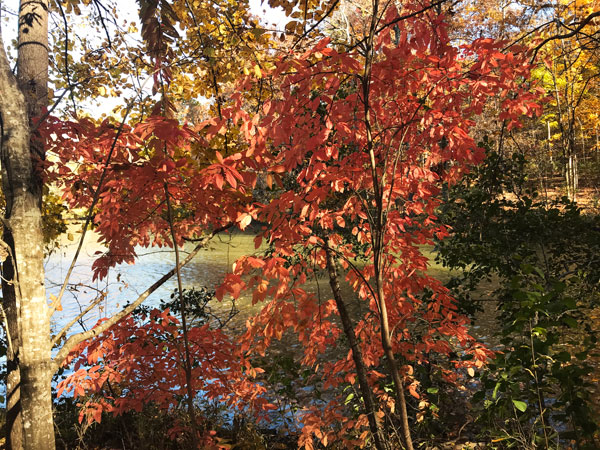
319;242;380;314
531;11;600;62
56;1;76;113
49;74;157;317
502;19;553;52
51;292;106;347
91;0;113;49
290;0;340;51
344;0;449;53
32;84;76;131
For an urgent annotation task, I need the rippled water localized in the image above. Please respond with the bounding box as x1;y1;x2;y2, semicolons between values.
41;228;600;428
47;227;260;339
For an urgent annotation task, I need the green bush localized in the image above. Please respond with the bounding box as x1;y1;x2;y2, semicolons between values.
436;143;600;449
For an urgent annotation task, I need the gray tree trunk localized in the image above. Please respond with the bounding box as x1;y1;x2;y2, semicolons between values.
0;1;55;449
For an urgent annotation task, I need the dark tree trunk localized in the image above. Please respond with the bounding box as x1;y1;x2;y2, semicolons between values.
324;245;390;450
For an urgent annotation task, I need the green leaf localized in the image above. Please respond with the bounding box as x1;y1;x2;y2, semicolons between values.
532;266;545;278
562;298;576;309
555;351;571;363
531;327;546;336
492;382;501;400
426;387;439;394
512;400;527;412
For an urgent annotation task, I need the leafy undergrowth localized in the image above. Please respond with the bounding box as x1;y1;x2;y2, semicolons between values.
45;280;497;450
52;398;298;450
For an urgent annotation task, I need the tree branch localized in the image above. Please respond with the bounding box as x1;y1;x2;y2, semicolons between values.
290;0;340;51
49;74;157;317
342;0;449;54
51;291;106;348
531;11;600;62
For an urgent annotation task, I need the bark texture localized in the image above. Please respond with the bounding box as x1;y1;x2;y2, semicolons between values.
1;1;54;449
0;38;28;450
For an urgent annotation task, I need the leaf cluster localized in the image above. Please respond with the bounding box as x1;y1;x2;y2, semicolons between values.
437;143;600;448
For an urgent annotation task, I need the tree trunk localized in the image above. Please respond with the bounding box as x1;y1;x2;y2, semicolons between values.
374;272;414;450
361;1;414;445
324;245;390;450
1;236;24;450
0;1;54;449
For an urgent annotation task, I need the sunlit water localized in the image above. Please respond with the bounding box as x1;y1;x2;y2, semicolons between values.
47;227;260;338
10;227;597;433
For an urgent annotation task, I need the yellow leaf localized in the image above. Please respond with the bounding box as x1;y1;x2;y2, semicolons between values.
49;294;62;312
253;64;262;78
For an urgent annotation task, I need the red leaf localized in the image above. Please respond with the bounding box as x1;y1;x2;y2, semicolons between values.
214;173;224;190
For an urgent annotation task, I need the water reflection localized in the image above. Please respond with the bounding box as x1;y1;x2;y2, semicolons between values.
47;228;259;339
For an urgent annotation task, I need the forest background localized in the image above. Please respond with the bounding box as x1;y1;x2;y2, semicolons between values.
0;0;599;449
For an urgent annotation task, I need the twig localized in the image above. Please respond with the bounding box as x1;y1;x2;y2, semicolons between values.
51;292;106;348
56;1;76;113
290;0;340;51
530;11;600;62
91;0;113;49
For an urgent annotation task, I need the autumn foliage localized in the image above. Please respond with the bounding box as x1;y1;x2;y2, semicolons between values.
216;3;541;447
42;115;254;280
57;306;272;444
53;2;544;448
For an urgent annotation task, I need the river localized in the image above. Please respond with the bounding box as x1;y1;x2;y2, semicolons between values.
47;227;260;340
43;226;599;438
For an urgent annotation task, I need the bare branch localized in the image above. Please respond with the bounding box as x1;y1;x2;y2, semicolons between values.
51;291;106;348
56;1;76;113
531;11;600;62
91;0;113;49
